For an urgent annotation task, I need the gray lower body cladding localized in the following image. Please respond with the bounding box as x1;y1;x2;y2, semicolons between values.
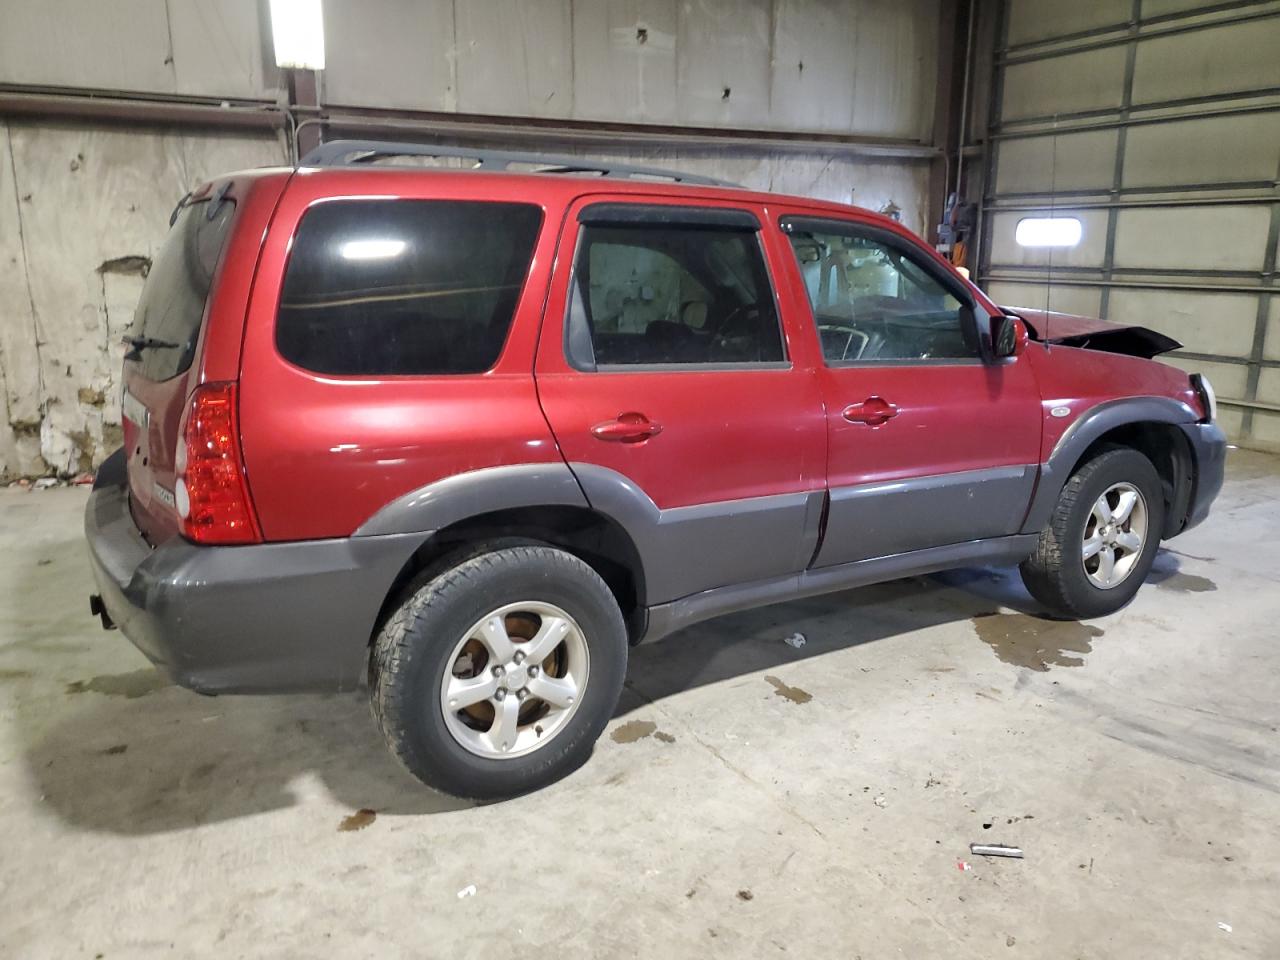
817;466;1037;567
85;484;421;694
1179;422;1226;532
640;533;1040;644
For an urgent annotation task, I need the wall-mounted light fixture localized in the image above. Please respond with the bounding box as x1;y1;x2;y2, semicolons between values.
269;0;326;70
1015;217;1082;248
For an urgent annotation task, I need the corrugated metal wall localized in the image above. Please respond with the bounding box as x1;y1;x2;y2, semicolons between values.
978;0;1280;448
0;0;946;479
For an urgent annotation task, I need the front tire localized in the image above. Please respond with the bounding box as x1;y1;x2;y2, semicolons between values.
1020;447;1165;620
370;545;628;800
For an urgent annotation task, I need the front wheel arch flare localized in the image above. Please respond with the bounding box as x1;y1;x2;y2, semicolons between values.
1023;397;1198;536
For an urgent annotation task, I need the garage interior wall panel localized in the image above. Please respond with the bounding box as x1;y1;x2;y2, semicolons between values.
0;0;944;478
981;0;1280;449
994;130;1120;195
0;122;286;477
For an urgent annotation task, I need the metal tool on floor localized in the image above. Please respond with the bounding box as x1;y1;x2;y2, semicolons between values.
970;843;1024;859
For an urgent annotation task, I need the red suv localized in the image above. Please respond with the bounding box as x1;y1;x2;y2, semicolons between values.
85;141;1225;799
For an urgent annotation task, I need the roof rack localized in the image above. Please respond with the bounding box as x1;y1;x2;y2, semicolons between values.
299;139;739;187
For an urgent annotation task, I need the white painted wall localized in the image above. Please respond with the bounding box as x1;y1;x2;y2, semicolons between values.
0;0;941;139
0;124;287;477
0;0;943;477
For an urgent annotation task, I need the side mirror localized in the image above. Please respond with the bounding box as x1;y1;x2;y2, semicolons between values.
990;314;1026;359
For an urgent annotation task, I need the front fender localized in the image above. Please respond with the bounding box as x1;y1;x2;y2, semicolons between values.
1020;396;1198;535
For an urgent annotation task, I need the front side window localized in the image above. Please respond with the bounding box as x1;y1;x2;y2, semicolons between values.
783;219;977;363
277;199;543;375
566;217;784;368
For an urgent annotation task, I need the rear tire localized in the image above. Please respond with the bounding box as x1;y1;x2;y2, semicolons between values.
370;545;627;800
1020;448;1165;620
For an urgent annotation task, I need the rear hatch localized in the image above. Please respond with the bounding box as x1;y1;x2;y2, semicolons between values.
121;194;238;545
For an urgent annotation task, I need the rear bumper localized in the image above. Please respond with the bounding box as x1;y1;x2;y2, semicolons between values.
84;484;421;694
1179;421;1227;532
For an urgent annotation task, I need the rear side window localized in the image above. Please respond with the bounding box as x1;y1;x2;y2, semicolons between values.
566;216;785;368
130;199;235;382
277;200;543;375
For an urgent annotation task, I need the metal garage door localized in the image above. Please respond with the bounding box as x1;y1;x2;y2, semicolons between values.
976;0;1280;447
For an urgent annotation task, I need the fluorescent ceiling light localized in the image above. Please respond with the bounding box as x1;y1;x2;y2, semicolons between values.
340;239;406;260
1016;217;1082;248
269;0;326;70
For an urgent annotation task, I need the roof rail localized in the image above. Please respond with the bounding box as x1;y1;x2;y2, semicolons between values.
299;139;740;187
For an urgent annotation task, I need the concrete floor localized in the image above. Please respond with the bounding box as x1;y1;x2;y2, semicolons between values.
2;452;1278;959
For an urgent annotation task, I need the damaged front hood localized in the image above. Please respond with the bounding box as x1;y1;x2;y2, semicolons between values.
1002;307;1181;359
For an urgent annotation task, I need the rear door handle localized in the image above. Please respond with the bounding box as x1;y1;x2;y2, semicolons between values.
842;396;899;426
591;412;663;443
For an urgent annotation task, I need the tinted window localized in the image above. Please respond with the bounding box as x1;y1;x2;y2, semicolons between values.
130;199;235;381
784;221;977;363
566;222;784;367
278;200;542;375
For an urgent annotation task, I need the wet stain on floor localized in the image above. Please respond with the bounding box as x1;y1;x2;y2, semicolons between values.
1157;571;1217;593
1150;552;1218;593
972;611;1103;672
764;675;813;704
0;669;34;682
612;719;657;743
338;808;377;832
611;719;678;744
65;668;168;699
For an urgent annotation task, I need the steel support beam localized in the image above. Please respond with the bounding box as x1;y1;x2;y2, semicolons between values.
295;110;940;162
0;88;286;133
0;84;940;165
927;0;969;245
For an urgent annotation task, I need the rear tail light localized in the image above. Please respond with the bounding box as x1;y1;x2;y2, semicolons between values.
176;382;262;544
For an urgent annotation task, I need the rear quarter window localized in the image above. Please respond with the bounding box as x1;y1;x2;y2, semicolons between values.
130;199;235;382
277;199;543;375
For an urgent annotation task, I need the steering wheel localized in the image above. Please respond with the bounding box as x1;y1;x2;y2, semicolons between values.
711;304;764;359
817;323;870;361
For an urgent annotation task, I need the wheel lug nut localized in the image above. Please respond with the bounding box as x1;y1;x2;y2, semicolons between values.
492;665;504;677
494;688;506;701
513;651;525;664
516;689;528;701
528;665;539;677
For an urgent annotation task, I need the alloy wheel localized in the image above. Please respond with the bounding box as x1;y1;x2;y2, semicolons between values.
1081;481;1148;589
440;601;589;759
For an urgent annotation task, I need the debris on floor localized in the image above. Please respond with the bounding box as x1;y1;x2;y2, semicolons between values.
782;632;806;648
736;889;754;901
457;884;477;899
970;843;1023;859
873;795;887;808
956;860;972;872
1217;922;1232;934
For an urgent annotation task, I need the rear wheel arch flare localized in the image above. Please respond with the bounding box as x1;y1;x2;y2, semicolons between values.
371;504;648;646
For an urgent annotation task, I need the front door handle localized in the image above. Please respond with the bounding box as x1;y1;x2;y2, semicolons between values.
842;396;899;426
591;412;663;443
